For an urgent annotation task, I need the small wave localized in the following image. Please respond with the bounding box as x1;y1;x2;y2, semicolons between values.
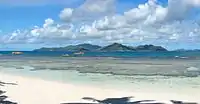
183;67;200;77
187;67;199;71
174;56;189;59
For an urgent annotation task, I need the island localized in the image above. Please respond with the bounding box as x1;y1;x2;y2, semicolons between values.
33;43;101;52
99;43;135;52
33;43;168;52
135;44;168;52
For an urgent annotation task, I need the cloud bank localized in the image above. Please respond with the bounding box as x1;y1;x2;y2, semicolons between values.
1;0;200;49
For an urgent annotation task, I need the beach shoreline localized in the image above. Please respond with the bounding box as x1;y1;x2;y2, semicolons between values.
0;72;134;104
0;72;200;104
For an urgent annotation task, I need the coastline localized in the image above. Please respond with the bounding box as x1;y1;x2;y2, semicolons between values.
0;72;200;104
0;72;134;104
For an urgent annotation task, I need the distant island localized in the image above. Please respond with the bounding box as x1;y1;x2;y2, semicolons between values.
174;49;200;52
33;43;168;52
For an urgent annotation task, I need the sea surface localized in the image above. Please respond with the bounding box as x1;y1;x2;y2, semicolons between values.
0;51;200;94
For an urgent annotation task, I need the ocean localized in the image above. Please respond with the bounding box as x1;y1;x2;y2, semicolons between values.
1;51;200;59
0;51;200;94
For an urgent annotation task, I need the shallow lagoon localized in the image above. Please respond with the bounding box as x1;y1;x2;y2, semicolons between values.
0;56;199;95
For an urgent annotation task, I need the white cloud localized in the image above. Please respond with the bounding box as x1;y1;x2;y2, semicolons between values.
59;0;116;22
94;15;127;30
1;0;200;49
2;18;75;44
124;0;167;25
184;0;200;7
43;18;54;28
59;8;74;22
166;0;200;21
77;0;115;14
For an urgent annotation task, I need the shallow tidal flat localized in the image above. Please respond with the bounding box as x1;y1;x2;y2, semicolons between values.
0;57;200;85
1;57;199;76
0;57;200;103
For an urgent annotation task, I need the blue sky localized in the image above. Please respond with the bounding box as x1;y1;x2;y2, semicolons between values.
0;0;200;50
0;0;146;31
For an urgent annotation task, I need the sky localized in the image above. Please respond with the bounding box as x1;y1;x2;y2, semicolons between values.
0;0;200;50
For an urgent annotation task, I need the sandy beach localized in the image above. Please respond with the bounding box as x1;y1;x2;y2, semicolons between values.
0;72;200;104
0;72;135;104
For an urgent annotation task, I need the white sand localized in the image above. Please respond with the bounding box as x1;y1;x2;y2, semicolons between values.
0;72;200;104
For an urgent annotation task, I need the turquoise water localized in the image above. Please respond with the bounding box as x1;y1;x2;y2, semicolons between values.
0;56;200;93
1;51;200;59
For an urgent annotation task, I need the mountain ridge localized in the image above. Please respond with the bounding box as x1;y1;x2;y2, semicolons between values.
33;43;168;52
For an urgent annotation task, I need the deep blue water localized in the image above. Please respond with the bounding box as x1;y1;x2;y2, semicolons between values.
1;51;200;59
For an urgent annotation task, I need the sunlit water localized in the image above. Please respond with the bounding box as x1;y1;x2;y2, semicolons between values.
0;55;199;95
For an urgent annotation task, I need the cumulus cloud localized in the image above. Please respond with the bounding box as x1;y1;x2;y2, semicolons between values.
76;0;115;15
43;18;54;28
1;0;200;49
184;0;200;7
94;15;127;30
124;0;167;24
59;0;116;22
59;8;74;22
166;0;200;21
2;18;75;44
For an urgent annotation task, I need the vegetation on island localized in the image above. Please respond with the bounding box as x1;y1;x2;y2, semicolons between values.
34;43;168;52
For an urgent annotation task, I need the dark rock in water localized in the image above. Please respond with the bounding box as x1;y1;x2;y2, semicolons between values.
100;43;135;52
135;44;168;52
